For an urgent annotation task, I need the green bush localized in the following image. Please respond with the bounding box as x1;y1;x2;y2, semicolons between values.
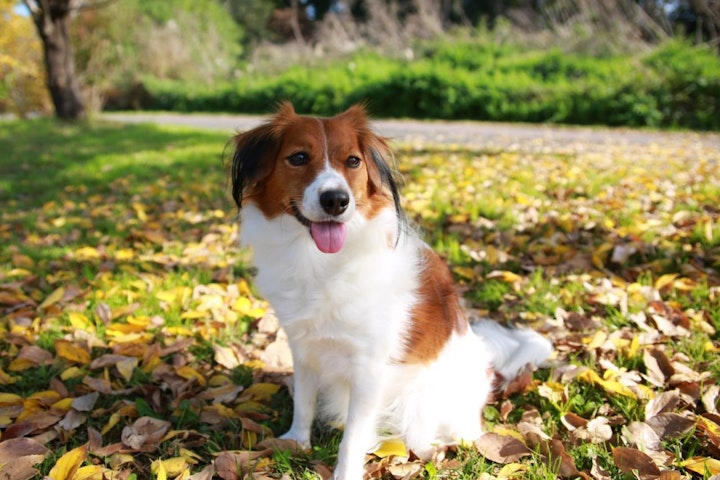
135;39;720;130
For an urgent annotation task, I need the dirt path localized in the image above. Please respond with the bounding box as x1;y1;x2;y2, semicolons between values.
102;112;720;154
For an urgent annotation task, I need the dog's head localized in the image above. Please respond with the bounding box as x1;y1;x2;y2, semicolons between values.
231;102;402;253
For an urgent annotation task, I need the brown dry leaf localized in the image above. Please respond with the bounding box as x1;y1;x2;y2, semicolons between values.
645;413;695;441
121;416;171;452
57;409;88;432
643;349;675;387
538;439;582;479
255;437;306;454
474;433;531;463
702;385;719;414
0;456;46;480
387;462;424;480
213;344;245;369
645;390;681;419
71;392;99;412
612;447;661;480
0;437;48;480
214;450;272;480
8;345;54;371
623;422;662;452
2;411;63;439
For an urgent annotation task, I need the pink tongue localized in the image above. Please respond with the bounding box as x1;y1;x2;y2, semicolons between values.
310;222;347;254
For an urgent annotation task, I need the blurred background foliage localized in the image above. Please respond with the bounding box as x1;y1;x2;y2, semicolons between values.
1;0;719;128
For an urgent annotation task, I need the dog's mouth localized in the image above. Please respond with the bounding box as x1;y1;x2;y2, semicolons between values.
291;203;347;254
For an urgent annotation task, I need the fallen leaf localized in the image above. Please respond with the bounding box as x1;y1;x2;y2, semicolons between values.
47;443;89;480
373;438;408;458
680;456;720;476
613;447;661;480
474;433;531;464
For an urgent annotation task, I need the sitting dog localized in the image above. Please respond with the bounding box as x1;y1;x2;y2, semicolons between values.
230;103;552;479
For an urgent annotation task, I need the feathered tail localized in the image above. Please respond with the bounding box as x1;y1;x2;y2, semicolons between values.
470;319;552;384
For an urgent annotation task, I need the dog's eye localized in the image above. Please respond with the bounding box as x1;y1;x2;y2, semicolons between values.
346;156;361;169
287;152;310;167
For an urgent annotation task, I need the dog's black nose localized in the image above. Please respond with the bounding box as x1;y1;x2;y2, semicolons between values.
320;190;350;216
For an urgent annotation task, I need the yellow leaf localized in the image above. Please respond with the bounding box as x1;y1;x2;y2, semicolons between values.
180;310;207;320
491;427;526;442
132;203;148;223
627;334;640;358
55;340;91;365
154;458;167;480
8;357;36;372
164;326;194;337
233;297;252;314
577;369;636;399
156;291;177;303
673;277;697;291
498;463;529;478
486;270;522;283
51;397;74;412
152;457;188;477
60;367;85;381
592;243;614;269
73;246;101;261
241;429;257;449
242;383;281;402
101;412;121;435
48;443;88;480
67;312;92;330
654;273;678;291
0;393;22;405
39;286;65;309
127;316;151;327
373;438;408;458
73;465;104;480
0;367;18;385
175;366;206;387
680;457;720;475
114;248;135;261
453;266;476;280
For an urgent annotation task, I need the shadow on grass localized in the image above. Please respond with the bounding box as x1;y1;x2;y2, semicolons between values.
0;119;232;209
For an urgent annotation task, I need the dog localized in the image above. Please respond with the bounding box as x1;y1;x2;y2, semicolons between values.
230;102;552;479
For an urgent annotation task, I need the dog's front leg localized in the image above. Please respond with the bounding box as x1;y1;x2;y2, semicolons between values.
332;375;383;480
280;364;318;449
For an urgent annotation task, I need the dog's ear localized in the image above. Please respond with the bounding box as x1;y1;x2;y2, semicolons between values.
365;135;402;218
231;123;280;209
231;103;297;208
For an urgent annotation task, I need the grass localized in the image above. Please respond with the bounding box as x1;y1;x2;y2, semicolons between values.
1;118;719;479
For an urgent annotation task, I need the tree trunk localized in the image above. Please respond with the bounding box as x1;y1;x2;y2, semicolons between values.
30;0;85;120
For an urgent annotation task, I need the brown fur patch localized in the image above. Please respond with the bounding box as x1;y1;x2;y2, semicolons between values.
403;248;469;364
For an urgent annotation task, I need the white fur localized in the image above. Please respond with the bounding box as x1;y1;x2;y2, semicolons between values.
240;200;552;479
302;166;356;222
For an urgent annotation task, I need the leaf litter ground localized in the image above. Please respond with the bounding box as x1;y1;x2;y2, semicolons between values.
0;119;719;480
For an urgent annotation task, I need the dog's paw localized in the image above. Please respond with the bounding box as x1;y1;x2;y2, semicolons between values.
279;430;311;450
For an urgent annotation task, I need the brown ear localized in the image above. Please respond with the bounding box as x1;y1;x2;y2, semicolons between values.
231;102;299;208
231;123;279;208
